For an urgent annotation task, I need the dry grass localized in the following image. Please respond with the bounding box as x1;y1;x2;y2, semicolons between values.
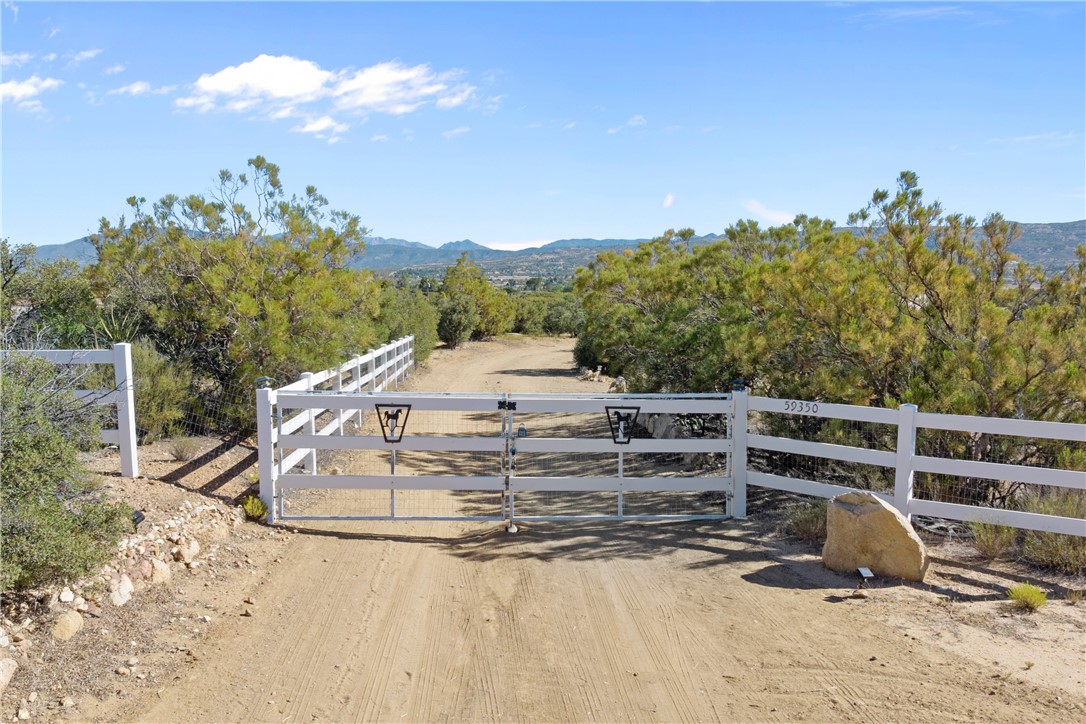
166;436;202;462
1007;583;1047;612
784;499;828;545
969;521;1018;561
1020;490;1086;575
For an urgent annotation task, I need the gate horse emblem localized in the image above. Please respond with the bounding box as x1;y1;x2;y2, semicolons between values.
375;404;411;443
605;405;640;444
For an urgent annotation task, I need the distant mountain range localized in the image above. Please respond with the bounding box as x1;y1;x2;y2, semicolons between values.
29;221;1085;277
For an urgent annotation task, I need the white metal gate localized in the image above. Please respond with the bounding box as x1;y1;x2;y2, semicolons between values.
257;391;735;525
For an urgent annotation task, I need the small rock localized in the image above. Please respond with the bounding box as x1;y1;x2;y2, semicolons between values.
28;692;37;703
869;656;877;661
50;611;84;642
850;590;870;600
110;575;134;607
115;667;130;676
61;697;75;708
84;604;103;618
173;538;201;564
138;559;154;581
150;559;171;585
243;597;256;605
126;657;139;667
241;609;254;617
59;588;75;604
0;635;9;647
0;659;18;697
17;707;29;720
12;634;24;643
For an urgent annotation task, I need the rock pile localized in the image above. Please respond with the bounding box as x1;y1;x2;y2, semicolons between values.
0;497;247;711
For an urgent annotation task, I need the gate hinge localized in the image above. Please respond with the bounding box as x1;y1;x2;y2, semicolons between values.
498;400;517;411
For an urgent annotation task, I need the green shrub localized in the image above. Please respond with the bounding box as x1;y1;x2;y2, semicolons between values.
0;354;131;592
784;499;828;544
241;495;268;521
970;521;1018;561
1020;490;1086;575
376;285;439;363
437;294;479;349
1007;582;1047;612
166;436;202;462
131;340;193;443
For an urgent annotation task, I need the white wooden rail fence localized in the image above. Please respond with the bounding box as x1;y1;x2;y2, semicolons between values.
738;392;1086;537
257;336;415;511
255;353;1084;535
1;343;139;477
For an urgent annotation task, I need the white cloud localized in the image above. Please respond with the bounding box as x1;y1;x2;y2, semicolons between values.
663;193;675;209
1;74;62;111
665;124;682;132
107;81;175;96
177;54;334;113
42;52;56;62
67;48;102;66
702;125;720;133
482;95;503;114
370;134;389;142
291;115;349;144
104;63;125;75
563;121;576;130
608;114;647;134
1;51;32;67
333;61;474;115
174;55;479;145
742;200;794;226
442;126;470;139
293;115;349;135
4;1;18;23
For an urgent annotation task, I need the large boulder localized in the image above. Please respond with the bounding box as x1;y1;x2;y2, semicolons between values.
822;492;928;582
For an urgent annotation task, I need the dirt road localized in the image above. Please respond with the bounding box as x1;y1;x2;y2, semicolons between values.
134;337;1084;723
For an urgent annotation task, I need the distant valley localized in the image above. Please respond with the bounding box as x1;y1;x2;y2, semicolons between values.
29;220;1085;279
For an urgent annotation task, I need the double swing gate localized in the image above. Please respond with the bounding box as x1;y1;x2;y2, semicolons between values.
257;391;736;526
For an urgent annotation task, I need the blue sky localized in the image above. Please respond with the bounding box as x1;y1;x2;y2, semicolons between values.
2;2;1083;250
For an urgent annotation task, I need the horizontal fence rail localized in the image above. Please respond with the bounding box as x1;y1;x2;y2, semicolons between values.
1;343;138;477
743;393;1085;537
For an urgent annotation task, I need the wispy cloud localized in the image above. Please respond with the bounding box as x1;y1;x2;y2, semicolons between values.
563;121;576;130
665;124;682;132
104;63;125;75
663;193;675;209
1;74;62;112
988;131;1077;146
107;81;174;96
442;125;470;139
608;114;647;134
66;48;102;67
853;5;971;24
1;51;32;67
42;52;56;62
370;134;389;143
742;199;794;225
291;115;349;143
4;1;18;23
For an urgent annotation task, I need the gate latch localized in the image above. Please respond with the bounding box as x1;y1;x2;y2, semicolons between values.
498;400;517;410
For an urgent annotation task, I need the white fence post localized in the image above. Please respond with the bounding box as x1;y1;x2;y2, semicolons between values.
333;363;343;435
302;371;317;474
112;343;139;478
731;386;748;519
256;387;277;523
894;404;918;520
367;350;377;392
353;355;364;424
408;335;415;371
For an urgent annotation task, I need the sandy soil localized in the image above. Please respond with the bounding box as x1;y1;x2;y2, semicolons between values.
30;336;1085;722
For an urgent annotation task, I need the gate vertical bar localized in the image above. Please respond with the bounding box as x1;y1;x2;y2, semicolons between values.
302;372;317;473
257;387;276;523
731;386;748;519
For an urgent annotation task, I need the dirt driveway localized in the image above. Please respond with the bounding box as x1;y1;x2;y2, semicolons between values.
133;337;1085;723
